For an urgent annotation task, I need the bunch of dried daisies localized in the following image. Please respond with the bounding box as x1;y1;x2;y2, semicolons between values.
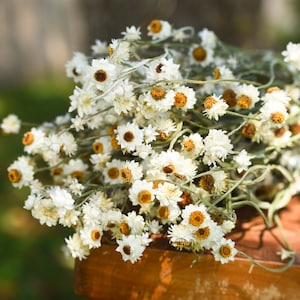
2;20;300;267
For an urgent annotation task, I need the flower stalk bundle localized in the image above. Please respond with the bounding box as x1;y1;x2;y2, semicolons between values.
2;20;300;268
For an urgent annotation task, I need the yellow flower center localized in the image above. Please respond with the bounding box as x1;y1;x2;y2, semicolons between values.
189;211;205;226
195;226;210;240
91;229;101;241
192;46;207;62
271;112;285;124
123;131;135;142
158;206;169;219
199;174;214;192
51;167;63;176
214;68;221;79
157;131;168;140
110;135;121;150
152;180;164;189
242;123;256;139
155;63;164;73
274;127;286;138
108;46;113;57
290;123;300;135
219;244;232;258
183;139;195;152
222;89;237;107
93;142;103;154
123;245;131;255
150;88;166;101
204;96;217;109
8;169;22;183
108;125;117;136
237;95;252;109
107;167;119;179
120;222;131;235
71;171;84;181
174;92;187;108
120;167;132;182
178;191;193;208
149;20;162;33
138;190;152;204
22;132;34;146
162;164;175;174
267;86;280;93
94;69;107;82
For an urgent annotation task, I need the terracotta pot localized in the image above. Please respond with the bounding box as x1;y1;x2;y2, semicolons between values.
74;197;300;300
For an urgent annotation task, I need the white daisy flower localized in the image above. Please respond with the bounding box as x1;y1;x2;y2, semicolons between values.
80;225;103;249
121;25;141;41
233;150;253;173
24;192;42;211
203;94;228;120
146;220;162;234
102;159;124;184
62;159;87;183
129;179;155;207
82;201;102;227
155;182;183;206
121;211;145;235
87;58;117;92
168;223;194;247
91;39;108;56
47;186;75;215
22;127;46;155
1;114;21;134
157;203;181;225
116;233;152;263
147;19;172;40
71;115;86;132
90;153;111;171
116;122;144;152
173;86;197;110
259;101;288;126
146;149;197;181
221;220;236;234
193;219;224;249
109;39;130;63
189;43;214;67
181;133;204;159
181;204;210;228
198;28;217;49
235;84;260;110
282;42;300;72
146;57;182;82
101;209;123;231
57;132;77;156
8;156;35;189
105;79;136;115
212;238;238;264
65;52;88;84
92;136;112;154
31;197;59;227
119;160;143;183
203;129;233;166
262;87;291;106
59;208;80;227
69;86;97;117
65;232;90;261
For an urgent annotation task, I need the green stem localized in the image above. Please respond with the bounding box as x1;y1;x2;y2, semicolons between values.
238;250;296;273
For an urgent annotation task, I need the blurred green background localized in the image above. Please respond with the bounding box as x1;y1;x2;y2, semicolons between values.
1;0;299;299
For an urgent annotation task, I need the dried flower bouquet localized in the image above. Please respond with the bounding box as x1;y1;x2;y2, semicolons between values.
2;20;300;270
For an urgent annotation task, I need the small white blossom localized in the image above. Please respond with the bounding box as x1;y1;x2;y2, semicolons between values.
1;114;21;134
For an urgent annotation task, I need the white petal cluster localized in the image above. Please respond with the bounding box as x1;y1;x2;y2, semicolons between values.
4;19;300;267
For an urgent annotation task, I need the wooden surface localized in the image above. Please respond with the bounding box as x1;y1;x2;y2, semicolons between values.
74;197;300;300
